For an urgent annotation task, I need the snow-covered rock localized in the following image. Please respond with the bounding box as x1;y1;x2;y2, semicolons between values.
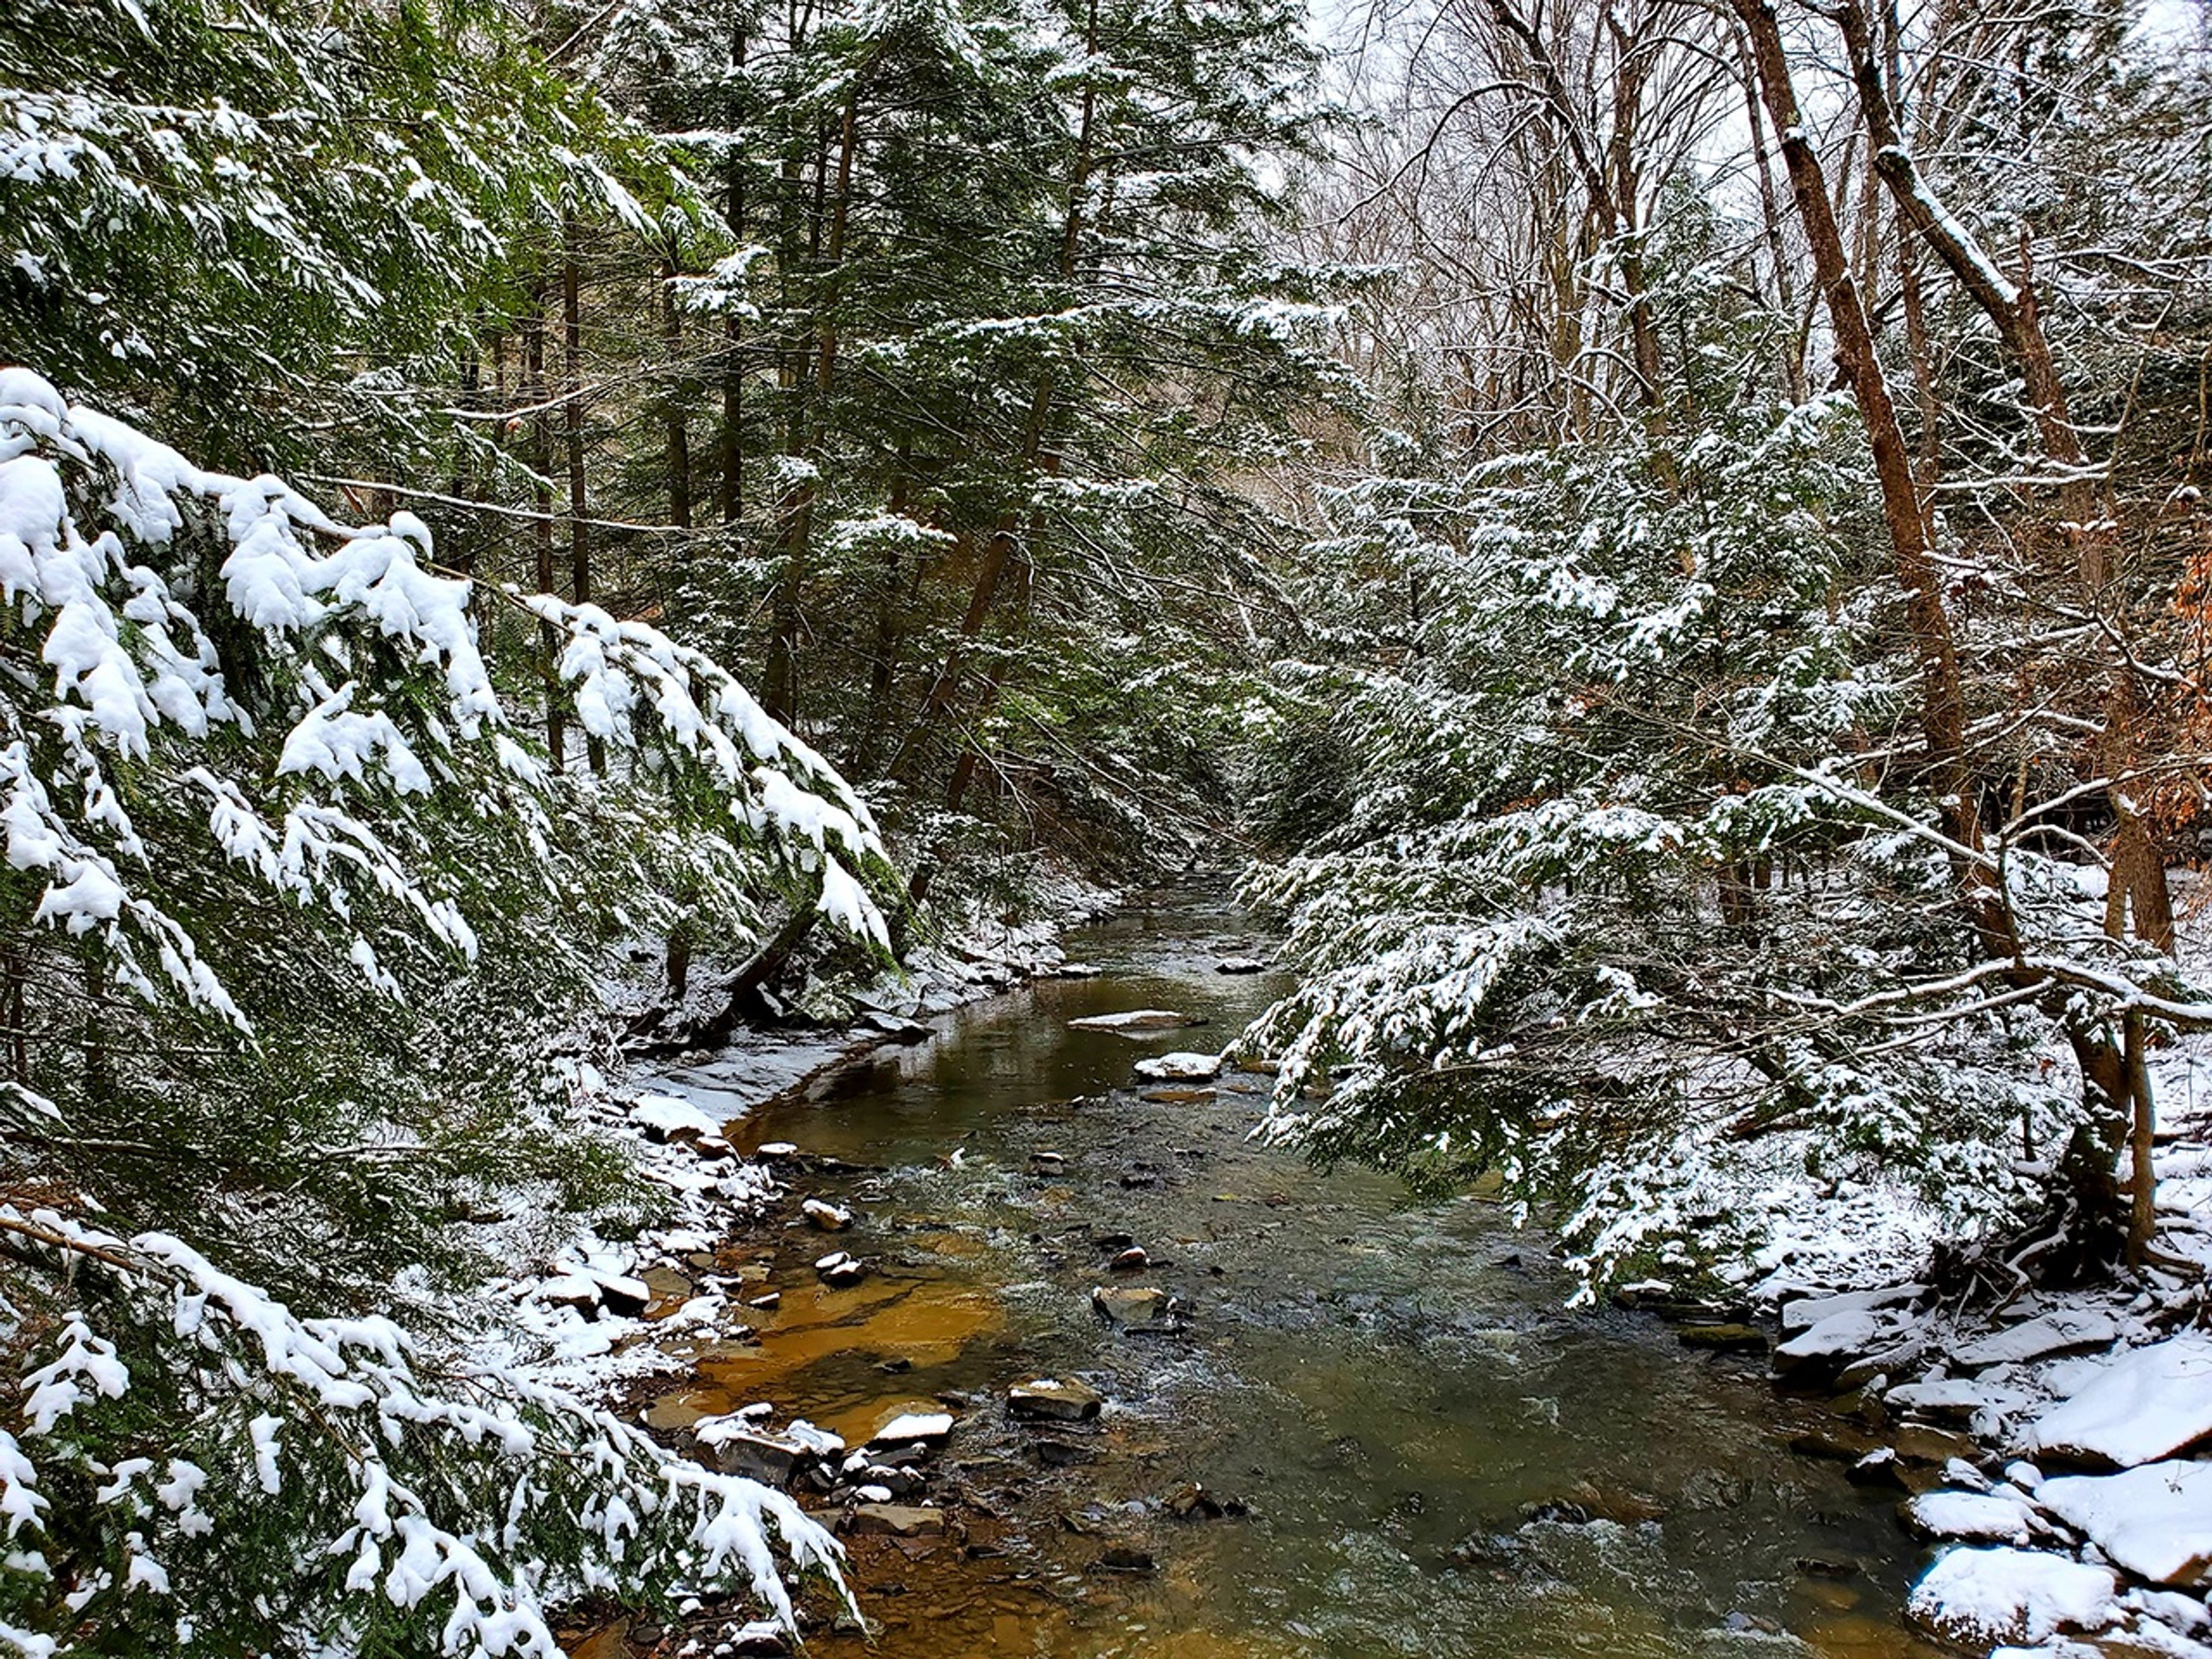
2039;1461;2212;1586
2023;1335;2212;1468
870;1412;952;1446
1887;1376;2032;1425
1779;1283;1922;1333
1953;1309;2119;1370
1907;1546;2118;1647
1774;1308;1889;1365
627;1093;730;1147
1134;1050;1222;1082
1906;1488;2044;1546
1068;1008;1195;1032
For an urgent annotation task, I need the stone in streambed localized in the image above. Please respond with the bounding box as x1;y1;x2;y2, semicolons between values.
1068;1009;1200;1033
802;1198;853;1232
847;1503;945;1538
1009;1378;1103;1423
1108;1247;1149;1273
1679;1323;1768;1354
1092;1285;1175;1328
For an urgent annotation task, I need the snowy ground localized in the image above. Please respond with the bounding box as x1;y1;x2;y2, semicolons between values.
1742;1039;2212;1657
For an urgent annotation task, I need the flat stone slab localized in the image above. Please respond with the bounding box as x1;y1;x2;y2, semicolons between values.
1069;1009;1196;1033
2023;1334;2212;1468
2039;1459;2212;1586
1953;1308;2118;1370
1009;1378;1103;1422
847;1503;945;1537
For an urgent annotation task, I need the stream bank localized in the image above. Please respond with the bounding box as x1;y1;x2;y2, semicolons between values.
567;884;1946;1659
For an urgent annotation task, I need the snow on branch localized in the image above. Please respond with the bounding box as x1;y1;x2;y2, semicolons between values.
0;1205;849;1655
0;366;894;1022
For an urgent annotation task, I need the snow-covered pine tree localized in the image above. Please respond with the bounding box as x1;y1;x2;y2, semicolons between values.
0;366;893;1653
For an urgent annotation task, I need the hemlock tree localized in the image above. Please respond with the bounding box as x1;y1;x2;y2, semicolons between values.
1245;0;2212;1294
0;367;893;1653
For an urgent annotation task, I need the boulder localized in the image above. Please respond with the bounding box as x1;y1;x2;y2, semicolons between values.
2022;1334;2212;1468
1009;1378;1103;1423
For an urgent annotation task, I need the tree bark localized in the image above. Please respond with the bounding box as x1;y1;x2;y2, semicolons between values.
1730;0;1981;884
525;289;568;772
562;217;603;773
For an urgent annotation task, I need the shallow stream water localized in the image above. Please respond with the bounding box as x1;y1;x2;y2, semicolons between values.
649;887;1942;1659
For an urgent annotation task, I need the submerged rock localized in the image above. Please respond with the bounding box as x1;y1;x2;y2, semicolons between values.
1092;1285;1175;1328
847;1503;945;1538
1167;1483;1246;1520
1009;1378;1104;1422
1678;1323;1768;1354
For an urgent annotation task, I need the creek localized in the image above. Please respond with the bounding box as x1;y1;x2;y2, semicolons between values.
642;885;1943;1658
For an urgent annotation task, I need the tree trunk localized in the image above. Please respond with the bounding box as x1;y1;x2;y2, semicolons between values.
662;253;692;534
1731;0;1981;886
525;290;568;772
562;217;603;773
1836;0;2174;953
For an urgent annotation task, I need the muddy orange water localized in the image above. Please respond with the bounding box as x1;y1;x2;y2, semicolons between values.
643;886;1944;1658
